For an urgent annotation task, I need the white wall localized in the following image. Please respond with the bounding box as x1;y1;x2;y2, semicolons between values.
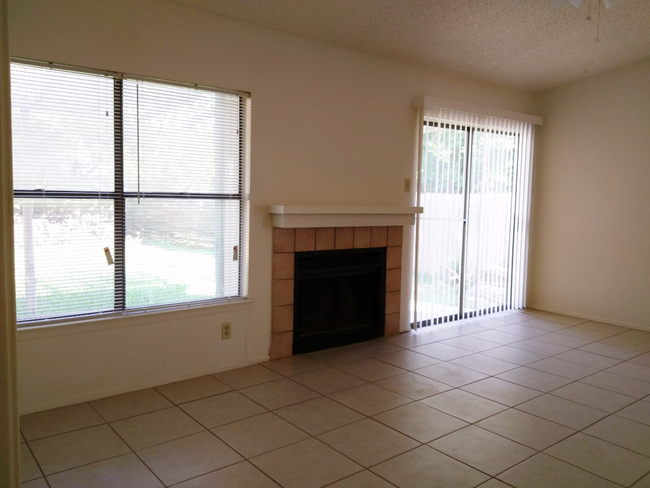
529;59;650;328
8;0;537;414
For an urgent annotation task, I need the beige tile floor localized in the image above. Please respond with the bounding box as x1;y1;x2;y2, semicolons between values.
19;309;650;487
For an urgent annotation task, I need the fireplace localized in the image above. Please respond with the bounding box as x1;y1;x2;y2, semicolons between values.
271;225;404;359
293;247;386;354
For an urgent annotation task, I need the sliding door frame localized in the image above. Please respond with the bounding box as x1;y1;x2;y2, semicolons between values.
415;120;520;329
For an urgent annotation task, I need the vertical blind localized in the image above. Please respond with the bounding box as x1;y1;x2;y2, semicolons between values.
413;104;535;327
11;60;250;324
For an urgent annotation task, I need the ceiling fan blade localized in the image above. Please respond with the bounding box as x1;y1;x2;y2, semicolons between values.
549;0;585;8
550;0;568;8
603;0;627;8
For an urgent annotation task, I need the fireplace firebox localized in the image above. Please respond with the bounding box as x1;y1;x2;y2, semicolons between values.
270;225;403;360
293;247;386;354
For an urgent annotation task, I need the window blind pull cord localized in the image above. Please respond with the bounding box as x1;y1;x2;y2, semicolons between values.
137;82;141;204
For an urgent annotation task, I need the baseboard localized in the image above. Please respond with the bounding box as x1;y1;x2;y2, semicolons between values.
529;305;650;332
20;354;270;415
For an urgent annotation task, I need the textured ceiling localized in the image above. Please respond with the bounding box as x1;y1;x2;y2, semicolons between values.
159;0;650;92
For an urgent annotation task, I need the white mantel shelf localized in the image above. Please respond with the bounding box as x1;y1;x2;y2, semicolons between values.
268;205;423;228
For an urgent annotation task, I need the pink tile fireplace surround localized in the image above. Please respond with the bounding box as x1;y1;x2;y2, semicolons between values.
271;226;403;359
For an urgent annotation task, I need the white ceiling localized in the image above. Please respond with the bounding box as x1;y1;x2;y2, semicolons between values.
161;0;650;92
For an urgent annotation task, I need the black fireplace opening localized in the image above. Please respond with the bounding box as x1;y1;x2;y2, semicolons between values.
293;247;386;355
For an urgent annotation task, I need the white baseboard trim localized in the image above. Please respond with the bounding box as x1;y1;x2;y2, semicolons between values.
20;354;270;415
530;305;650;332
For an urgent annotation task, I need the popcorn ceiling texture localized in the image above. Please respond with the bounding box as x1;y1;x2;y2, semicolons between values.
159;0;650;92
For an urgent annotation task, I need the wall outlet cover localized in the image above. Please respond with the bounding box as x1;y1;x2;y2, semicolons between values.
221;322;232;340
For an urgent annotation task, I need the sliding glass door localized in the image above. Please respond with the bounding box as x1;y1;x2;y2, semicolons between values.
414;112;525;327
463;128;517;316
416;122;467;324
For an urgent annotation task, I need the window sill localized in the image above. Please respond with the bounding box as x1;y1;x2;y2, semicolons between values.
17;298;256;341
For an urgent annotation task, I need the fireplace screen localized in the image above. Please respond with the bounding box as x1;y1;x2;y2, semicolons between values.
293;247;386;354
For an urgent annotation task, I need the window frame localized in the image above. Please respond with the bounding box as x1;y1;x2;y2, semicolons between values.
12;58;251;327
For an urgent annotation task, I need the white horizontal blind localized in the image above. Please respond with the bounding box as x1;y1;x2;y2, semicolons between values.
11;63;116;321
11;64;115;191
121;79;246;309
11;61;249;324
413;106;534;328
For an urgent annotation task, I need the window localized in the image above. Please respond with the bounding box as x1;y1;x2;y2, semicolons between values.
11;60;250;325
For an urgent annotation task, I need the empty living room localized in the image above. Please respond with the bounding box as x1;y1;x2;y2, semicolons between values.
0;0;649;487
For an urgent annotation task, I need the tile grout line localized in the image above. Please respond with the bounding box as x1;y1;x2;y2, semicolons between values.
452;323;650;485
370;316;650;485
88;399;169;488
369;351;640;428
408;321;647;387
21;416;108;444
21;439;47;485
209;410;315;459
22;310;650;488
42;452;139;485
164;460;279;487
320;468;400;488
203;373;430;486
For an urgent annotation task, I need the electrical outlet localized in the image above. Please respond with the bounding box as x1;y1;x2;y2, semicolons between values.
221;322;232;340
404;179;411;192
